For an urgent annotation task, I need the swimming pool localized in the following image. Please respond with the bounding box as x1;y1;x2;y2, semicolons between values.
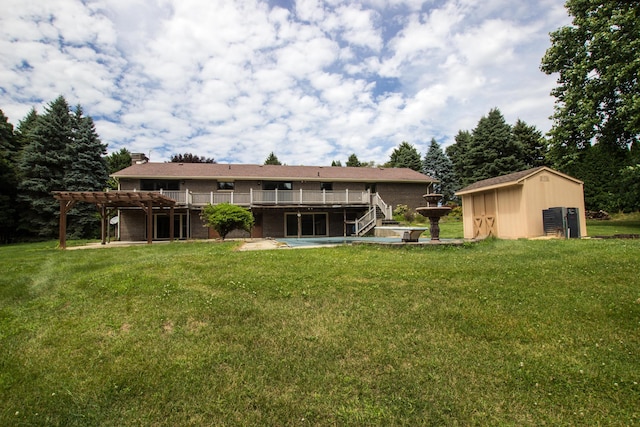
276;236;403;247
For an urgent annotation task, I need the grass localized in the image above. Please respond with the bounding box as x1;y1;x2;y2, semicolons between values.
1;237;639;425
587;211;640;237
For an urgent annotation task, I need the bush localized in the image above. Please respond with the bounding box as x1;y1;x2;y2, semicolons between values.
393;204;415;222
201;203;254;240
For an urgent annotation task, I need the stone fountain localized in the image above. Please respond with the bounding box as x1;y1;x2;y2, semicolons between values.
416;193;451;241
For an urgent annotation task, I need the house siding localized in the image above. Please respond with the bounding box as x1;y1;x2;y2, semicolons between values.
113;165;433;241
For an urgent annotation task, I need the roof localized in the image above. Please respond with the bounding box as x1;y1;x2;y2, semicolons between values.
455;167;583;195
111;163;437;183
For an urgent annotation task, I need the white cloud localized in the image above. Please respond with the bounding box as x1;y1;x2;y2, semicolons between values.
0;0;571;165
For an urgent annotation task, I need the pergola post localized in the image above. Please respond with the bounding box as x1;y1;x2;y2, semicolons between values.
100;205;107;245
59;200;68;249
147;200;153;244
58;199;77;249
169;206;175;242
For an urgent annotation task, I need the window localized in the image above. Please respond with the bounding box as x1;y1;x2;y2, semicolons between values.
263;181;292;191
285;213;328;237
141;179;180;191
217;181;235;190
320;182;333;191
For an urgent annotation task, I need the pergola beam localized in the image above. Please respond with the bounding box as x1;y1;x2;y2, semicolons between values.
53;191;177;249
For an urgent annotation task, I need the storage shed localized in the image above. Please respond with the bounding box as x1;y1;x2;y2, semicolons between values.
455;167;587;239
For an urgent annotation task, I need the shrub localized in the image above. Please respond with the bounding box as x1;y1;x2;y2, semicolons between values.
201;203;254;240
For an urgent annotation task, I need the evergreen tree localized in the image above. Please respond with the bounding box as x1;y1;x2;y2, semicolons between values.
0;110;18;242
386;141;422;171
512;119;548;168
346;154;362;167
467;108;525;183
423;138;457;203
446;130;473;188
63;106;109;238
170;152;216;163
17;96;73;238
15;108;38;154
331;160;342;167
264;152;282;165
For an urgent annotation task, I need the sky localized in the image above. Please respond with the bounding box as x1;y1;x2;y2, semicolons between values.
0;0;571;165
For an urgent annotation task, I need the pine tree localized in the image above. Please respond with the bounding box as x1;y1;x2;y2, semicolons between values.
346;154;362;167
0;110;18;242
17;96;73;238
423;138;457;203
512;119;548;168
264;152;282;165
386;141;422;171
446;130;473;188
63;106;109;238
330;160;342;167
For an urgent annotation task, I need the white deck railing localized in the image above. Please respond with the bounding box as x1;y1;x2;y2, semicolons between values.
158;189;370;207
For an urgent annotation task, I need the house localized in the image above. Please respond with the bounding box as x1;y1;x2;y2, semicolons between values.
111;162;436;241
455;166;587;239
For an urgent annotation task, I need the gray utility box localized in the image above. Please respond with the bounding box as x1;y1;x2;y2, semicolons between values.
542;207;581;238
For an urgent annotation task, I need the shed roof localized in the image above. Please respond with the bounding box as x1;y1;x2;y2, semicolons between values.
455;167;583;196
111;163;437;183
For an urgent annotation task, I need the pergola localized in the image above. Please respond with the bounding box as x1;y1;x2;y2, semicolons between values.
53;191;177;249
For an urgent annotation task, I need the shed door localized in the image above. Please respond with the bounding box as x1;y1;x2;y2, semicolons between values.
472;192;497;238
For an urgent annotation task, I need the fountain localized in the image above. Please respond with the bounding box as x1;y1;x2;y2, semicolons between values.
416;193;451;241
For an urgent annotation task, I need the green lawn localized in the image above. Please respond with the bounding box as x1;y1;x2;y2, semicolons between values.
1;237;639;425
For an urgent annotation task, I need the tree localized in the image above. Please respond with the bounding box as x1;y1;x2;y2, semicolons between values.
17;96;73;238
541;0;640;211
331;160;342;167
346;154;362;167
541;0;640;151
264;152;282;165
512;119;548;168
469;108;525;183
170;152;216;163
386;141;422;171
423;138;457;203
446;130;473;188
106;148;132;174
63;106;109;238
0;110;17;242
201;203;254;240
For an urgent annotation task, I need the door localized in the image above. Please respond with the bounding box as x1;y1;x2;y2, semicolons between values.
155;213;188;239
472;192;497;238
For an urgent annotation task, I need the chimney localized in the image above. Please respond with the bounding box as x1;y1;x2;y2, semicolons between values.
131;153;149;165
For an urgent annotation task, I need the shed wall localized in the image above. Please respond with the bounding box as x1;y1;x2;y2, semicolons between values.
521;172;587;237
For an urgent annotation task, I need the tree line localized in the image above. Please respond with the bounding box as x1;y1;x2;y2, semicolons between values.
1;1;638;242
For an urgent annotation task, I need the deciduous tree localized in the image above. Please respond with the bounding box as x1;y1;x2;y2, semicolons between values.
170;152;216;163
201;203;254;240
